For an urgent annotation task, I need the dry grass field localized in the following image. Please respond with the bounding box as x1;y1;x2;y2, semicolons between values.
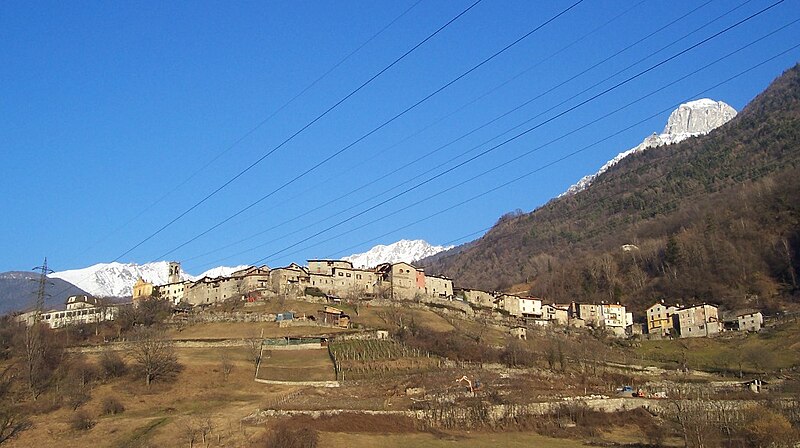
9;308;794;447
318;431;592;447
167;321;351;340
257;348;336;382
1;337;599;448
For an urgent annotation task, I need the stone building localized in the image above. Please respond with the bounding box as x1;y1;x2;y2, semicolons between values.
376;262;419;300
424;274;453;298
646;301;680;336
157;280;191;305
737;311;763;332
133;277;154;301
270;263;309;296
455;288;495;309
673;304;722;338
542;304;569;325
307;259;353;276
232;265;271;296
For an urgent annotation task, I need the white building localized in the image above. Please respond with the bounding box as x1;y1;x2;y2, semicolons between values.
18;295;118;329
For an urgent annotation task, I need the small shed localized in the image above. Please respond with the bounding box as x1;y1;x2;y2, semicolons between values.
511;326;527;340
319;306;351;328
275;311;295;322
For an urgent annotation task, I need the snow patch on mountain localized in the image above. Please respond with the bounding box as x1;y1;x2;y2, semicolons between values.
343;239;453;269
50;262;248;298
563;99;737;196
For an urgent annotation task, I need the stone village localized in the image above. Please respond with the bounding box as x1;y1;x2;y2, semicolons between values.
21;259;765;339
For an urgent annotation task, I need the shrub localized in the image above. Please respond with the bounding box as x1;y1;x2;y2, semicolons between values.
304;287;326;298
101;396;125;415
69;410;95;431
741;407;798;448
261;425;318;448
99;350;127;379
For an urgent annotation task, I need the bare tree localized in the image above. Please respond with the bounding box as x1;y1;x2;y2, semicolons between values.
130;327;181;387
0;366;30;445
16;323;62;400
219;351;233;381
244;337;262;372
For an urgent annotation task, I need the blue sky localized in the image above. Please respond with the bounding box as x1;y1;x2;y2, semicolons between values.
2;0;799;274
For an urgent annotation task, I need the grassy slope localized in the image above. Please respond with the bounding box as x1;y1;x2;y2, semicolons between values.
635;319;800;373
258;349;336;382
320;432;591;448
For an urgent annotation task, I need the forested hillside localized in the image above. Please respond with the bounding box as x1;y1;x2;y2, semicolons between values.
421;64;800;316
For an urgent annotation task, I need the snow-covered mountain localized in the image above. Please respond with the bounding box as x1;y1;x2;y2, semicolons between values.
50;262;248;298
563;99;737;196
343;239;453;269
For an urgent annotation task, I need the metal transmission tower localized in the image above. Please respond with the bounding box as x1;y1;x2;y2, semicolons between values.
31;257;53;324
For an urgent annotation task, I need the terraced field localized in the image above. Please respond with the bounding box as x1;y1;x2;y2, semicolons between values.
257;348;336;382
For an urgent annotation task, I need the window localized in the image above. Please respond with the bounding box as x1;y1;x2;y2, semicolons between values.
339;272;343;276
346;273;351;278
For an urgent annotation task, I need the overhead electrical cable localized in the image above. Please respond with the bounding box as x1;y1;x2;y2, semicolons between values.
184;0;753;266
245;0;789;266
192;0;752;266
303;42;800;264
152;1;587;261
411;147;800;269
111;0;486;263
181;0;652;263
83;0;424;253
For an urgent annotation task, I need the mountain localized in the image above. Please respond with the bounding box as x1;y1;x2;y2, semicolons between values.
420;64;800;315
343;239;454;268
563;99;737;196
50;262;248;298
0;271;88;315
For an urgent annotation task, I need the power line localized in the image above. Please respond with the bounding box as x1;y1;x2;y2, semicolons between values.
111;0;486;262
186;0;753;267
82;0;424;254
307;41;800;265
46;0;468;300
248;0;789;265
314;16;800;255
181;0;655;264
152;1;587;261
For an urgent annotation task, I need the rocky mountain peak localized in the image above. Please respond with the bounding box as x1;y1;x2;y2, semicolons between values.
562;99;737;196
662;99;737;136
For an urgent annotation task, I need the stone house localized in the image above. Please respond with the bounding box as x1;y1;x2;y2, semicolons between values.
308;259;353;276
157;280;191;305
331;265;378;298
542;304;569;325
673;304;722;338
424;274;453;298
737;311;763;332
455;288;495;309
375;262;419;300
572;303;630;336
574;303;602;326
309;272;336;295
511;326;527;340
270;263;310;296
495;294;523;317
232;265;271;295
646;301;679;336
